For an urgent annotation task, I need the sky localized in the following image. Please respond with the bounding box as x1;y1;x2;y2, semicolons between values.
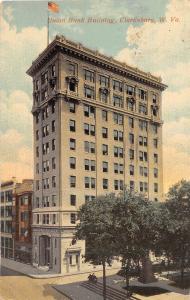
0;0;190;193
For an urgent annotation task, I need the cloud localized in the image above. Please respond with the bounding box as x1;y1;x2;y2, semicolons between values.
0;8;46;92
87;0;130;18
115;0;190;192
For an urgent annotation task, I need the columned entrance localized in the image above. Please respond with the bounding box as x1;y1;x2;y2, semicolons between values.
39;235;51;267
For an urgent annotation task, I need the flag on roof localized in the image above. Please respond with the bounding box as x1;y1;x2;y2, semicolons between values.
48;2;59;13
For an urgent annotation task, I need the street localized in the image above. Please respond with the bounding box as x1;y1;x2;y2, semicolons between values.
0;266;67;300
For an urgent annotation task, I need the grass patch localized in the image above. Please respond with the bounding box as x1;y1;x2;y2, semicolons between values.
124;286;170;297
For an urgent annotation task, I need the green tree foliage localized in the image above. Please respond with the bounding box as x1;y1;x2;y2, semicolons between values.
158;180;190;285
113;188;161;285
75;194;116;300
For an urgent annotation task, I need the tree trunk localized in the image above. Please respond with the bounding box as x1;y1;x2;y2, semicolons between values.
103;261;106;300
139;256;157;283
180;256;185;287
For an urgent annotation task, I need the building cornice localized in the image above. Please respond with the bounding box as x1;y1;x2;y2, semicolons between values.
27;35;167;91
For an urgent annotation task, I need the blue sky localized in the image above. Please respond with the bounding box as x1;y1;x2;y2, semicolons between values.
1;0;190;191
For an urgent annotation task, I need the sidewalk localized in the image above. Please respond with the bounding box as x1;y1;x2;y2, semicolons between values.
0;257;121;279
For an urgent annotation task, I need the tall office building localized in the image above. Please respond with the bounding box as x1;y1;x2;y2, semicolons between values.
27;35;167;273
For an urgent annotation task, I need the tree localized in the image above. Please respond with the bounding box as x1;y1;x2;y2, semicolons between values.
75;194;116;300
158;180;190;286
113;188;161;286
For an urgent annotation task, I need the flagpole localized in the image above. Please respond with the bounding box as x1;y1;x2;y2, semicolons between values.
47;8;49;45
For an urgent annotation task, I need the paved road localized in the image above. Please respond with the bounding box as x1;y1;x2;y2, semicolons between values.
0;266;67;300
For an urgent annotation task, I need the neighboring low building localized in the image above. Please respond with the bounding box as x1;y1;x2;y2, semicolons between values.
0;178;18;259
0;178;33;263
14;179;33;263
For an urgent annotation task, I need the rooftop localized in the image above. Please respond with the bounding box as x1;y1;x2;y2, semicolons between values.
27;35;167;91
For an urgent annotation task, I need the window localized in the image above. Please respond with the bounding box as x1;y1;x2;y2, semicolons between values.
42;196;50;207
139;166;148;177
100;89;108;103
52;64;56;77
153;138;158;148
113;95;123;108
130;181;134;190
42;106;49;120
69;120;75;132
52;157;56;169
127;99;135;111
113;113;123;125
36;180;39;191
70;157;76;169
102;110;108;121
153;94;157;104
69;102;75;113
99;75;109;87
114;163;124;174
154;183;158;193
42;125;49;137
126;85;135;95
114;130;123;141
69;79;76;92
70;176;76;188
36;113;39;124
129;117;134;128
84;141;95;153
139;120;148;131
102;127;108;138
154;168;158;178
84;70;94;82
52;176;56;188
68;63;76;75
70;195;76;206
84;104;95;118
113;79;123;92
129;133;134;144
102;144;108;155
114;180;123;191
84;86;95;99
139;89;147;101
139;151;148;162
36;130;39;141
129;149;134;160
85;195;95;202
154;153;158;163
36;163;39;174
139;136;148;146
52;214;56;225
52;195;56;206
35;79;39;91
70;213;76;224
70;138;76;150
42;89;48;101
140;182;148;193
52;101;55;114
41;72;48;85
36;214;40;224
114;147;123;158
84;159;96;171
102;161;108;172
85;177;96;189
84;123;95;136
103;179;108;189
130;165;134;176
52;139;56;151
20;212;28;222
35;197;39;208
139;104;147;115
152;124;158;134
43;160;50;172
52;120;55;132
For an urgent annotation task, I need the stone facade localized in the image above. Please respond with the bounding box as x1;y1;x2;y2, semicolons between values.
27;35;167;274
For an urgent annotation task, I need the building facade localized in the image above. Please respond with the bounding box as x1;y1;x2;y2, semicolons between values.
27;35;167;273
14;179;33;263
0;178;18;259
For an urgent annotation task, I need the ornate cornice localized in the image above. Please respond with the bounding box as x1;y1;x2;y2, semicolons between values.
27;35;167;91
